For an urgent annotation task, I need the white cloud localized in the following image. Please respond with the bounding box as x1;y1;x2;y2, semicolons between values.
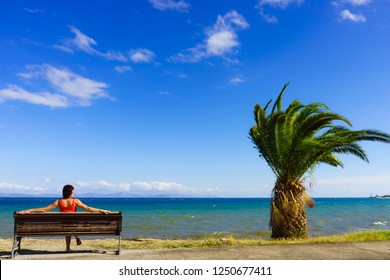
0;85;69;108
169;10;249;63
58;26;128;62
215;10;250;29
75;180;118;192
229;75;247;85
257;0;304;23
206;30;238;56
0;182;45;192
114;65;132;73
0;179;260;197
67;25;98;54
96;180;116;188
24;8;44;13
205;10;249;57
169;45;207;63
148;0;190;12
343;0;371;6
53;44;74;54
74;180;197;196
132;181;191;192
333;0;371;23
157;90;172;96
129;48;155;63
102;50;129;62
56;26;157;64
340;9;366;22
44;65;108;101
258;10;278;24
259;0;304;9
0;64;110;108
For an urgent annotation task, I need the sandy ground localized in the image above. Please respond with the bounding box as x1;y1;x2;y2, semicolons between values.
1;239;389;260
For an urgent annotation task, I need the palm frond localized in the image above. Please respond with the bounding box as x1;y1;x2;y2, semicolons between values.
353;129;390;143
332;143;369;162
271;82;290;114
318;154;344;167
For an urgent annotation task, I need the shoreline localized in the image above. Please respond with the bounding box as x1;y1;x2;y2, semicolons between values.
1;230;389;260
1;240;389;260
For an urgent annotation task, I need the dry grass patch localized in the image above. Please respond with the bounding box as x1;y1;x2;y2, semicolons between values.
1;230;389;252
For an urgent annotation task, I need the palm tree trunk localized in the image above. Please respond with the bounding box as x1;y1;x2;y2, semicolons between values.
270;180;308;239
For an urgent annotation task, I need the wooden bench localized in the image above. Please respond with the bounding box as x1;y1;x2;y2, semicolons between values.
11;212;122;258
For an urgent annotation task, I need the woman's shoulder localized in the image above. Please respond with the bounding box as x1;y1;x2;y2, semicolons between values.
51;199;60;206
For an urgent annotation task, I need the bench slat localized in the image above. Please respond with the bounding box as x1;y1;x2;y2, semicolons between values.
15;232;120;236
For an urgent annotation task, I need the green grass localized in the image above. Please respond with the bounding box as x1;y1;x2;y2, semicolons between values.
93;230;390;250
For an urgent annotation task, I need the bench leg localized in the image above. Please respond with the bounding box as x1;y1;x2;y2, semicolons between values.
116;235;121;255
11;236;22;258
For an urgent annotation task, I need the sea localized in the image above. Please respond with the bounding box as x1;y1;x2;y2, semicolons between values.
0;197;389;239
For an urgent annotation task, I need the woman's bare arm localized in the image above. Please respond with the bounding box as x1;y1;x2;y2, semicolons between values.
75;199;111;214
18;200;59;214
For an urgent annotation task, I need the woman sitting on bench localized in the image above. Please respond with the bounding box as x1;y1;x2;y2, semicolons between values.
18;184;111;252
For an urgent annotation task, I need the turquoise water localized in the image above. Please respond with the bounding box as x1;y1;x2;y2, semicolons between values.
0;197;388;239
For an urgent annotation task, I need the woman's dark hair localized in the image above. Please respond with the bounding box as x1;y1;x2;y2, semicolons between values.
62;185;74;199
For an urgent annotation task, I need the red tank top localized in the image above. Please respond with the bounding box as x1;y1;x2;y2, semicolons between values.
59;199;77;212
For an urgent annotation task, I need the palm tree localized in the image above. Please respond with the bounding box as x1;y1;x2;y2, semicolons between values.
249;83;390;239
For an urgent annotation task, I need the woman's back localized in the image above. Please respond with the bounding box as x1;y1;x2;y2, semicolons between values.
59;198;77;212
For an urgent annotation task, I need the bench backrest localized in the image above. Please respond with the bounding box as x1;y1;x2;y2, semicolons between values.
14;212;122;237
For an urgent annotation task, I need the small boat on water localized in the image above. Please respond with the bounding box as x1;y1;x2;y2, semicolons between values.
369;194;390;198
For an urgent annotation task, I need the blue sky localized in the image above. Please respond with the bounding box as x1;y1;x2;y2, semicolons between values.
0;0;389;197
